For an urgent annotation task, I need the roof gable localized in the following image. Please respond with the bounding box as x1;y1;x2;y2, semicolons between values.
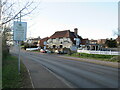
49;30;70;39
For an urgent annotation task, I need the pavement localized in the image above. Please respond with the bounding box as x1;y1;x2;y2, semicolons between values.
0;35;2;89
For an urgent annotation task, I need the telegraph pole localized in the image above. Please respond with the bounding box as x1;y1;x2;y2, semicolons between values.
0;2;1;34
0;0;2;89
18;11;21;74
0;0;2;22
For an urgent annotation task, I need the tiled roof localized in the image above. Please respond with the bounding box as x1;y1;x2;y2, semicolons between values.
90;39;97;42
49;30;70;39
49;30;82;44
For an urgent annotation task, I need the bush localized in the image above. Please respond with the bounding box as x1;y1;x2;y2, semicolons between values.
2;45;9;59
110;56;120;62
2;39;9;60
2;30;10;60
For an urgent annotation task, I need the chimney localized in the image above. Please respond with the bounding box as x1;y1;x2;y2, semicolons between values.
74;28;78;35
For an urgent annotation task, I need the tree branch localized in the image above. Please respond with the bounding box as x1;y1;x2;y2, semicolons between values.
1;0;40;25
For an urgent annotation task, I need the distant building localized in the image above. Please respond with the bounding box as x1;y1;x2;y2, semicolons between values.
81;38;89;45
87;39;100;50
38;37;49;49
97;39;106;48
79;38;89;50
116;36;120;45
46;28;88;53
27;36;41;46
97;39;106;45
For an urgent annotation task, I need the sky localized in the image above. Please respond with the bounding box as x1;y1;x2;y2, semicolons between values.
21;0;118;40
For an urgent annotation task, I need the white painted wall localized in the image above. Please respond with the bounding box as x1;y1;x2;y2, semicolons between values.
47;37;73;48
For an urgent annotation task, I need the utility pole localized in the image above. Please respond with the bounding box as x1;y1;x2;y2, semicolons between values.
0;0;1;18
18;11;21;74
0;1;1;34
118;1;120;68
0;0;2;89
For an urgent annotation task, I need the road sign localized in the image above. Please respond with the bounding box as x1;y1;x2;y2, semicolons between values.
76;38;80;46
44;41;47;45
44;46;46;50
70;45;77;51
74;38;80;46
13;21;27;41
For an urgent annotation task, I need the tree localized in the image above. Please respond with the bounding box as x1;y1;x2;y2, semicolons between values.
0;0;40;46
105;38;117;48
0;1;40;88
2;26;11;59
0;0;40;74
0;0;40;26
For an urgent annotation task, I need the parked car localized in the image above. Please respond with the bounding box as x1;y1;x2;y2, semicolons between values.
40;49;46;53
55;50;59;53
57;51;64;54
45;50;53;53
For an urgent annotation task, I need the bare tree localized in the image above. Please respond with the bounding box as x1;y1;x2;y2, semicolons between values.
0;1;40;86
0;1;40;88
0;0;41;45
0;0;40;27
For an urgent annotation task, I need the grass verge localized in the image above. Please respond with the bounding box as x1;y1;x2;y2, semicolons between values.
31;50;40;52
65;53;119;62
2;54;32;88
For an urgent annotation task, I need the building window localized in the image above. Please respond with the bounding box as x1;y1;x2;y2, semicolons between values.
64;37;67;41
59;38;63;42
56;38;59;41
33;42;38;45
53;45;56;48
60;45;63;48
64;41;70;43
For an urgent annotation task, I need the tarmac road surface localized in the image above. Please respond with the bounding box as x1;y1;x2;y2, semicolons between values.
10;47;119;88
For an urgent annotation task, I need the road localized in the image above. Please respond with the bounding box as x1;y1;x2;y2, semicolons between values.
10;47;119;88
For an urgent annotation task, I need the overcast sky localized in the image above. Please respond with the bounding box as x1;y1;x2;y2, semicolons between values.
22;0;118;40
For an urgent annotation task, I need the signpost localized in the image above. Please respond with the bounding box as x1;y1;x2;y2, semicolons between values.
70;45;77;51
13;21;27;73
13;21;27;41
74;38;81;47
44;41;47;50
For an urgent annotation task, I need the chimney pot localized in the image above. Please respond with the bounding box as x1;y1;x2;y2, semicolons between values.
74;28;78;35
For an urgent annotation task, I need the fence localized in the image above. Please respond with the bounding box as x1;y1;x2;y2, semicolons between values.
77;50;120;55
26;48;39;51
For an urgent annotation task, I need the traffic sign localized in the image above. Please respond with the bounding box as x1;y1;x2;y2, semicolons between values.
74;38;81;46
70;45;77;51
13;21;27;41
